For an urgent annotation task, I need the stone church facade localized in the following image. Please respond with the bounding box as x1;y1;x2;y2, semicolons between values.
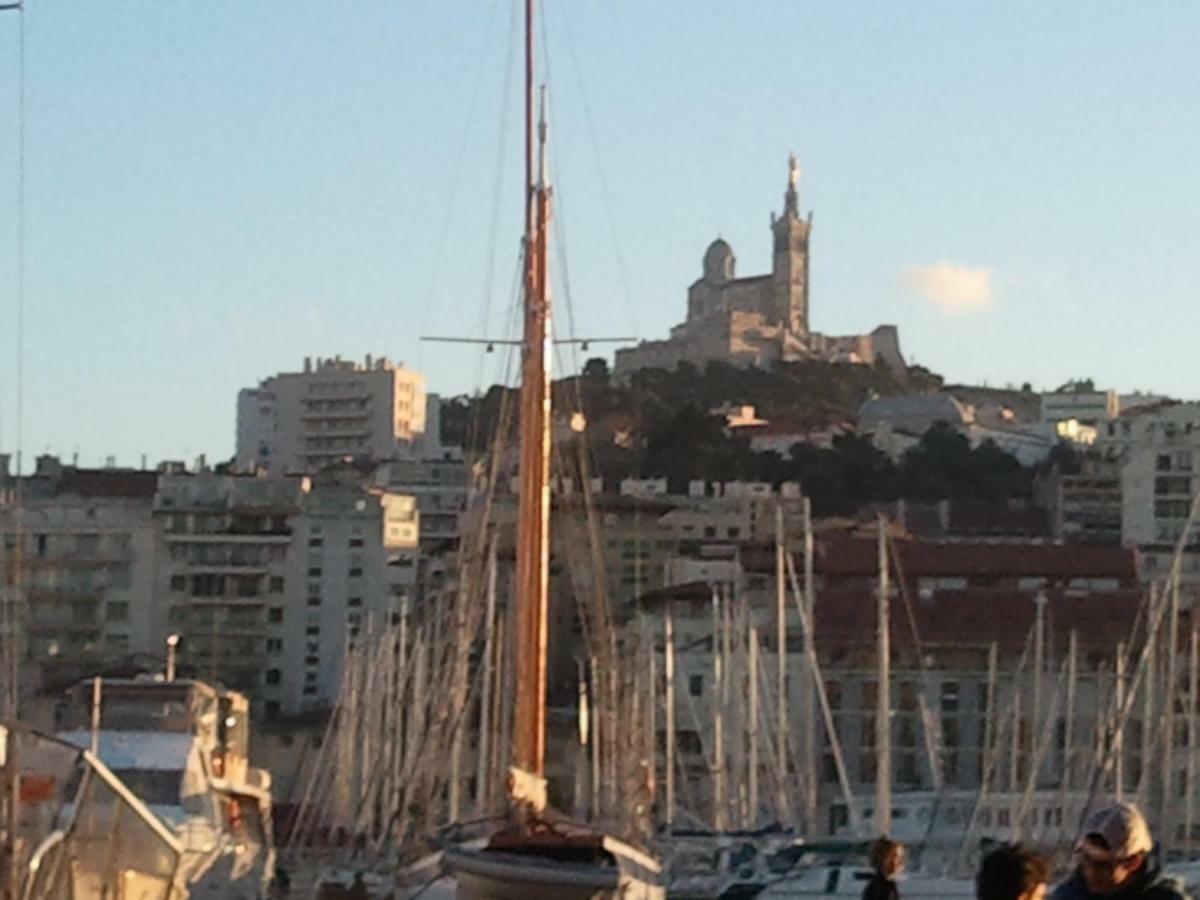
615;157;904;376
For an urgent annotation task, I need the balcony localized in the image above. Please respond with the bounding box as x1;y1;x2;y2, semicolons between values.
300;407;371;421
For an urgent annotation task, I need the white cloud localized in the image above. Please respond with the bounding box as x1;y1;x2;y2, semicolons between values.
902;263;993;315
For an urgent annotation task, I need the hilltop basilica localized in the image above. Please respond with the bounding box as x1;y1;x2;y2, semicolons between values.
614;156;904;377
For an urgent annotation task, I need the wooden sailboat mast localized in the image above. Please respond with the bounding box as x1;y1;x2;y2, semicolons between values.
512;0;553;785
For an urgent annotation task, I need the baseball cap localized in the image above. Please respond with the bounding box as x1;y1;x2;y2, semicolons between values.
1079;802;1153;858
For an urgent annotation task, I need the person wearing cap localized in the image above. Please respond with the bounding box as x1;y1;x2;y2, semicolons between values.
1054;802;1190;900
977;844;1051;900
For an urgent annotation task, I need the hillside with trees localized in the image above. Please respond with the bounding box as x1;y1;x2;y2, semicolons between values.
442;360;1070;516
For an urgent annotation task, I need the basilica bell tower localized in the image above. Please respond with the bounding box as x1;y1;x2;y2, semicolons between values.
771;154;812;335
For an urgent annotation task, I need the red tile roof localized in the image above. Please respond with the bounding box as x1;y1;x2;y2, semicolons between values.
637;581;1145;654
810;587;1143;653
823;537;1136;580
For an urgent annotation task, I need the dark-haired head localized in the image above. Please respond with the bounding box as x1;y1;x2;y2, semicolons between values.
976;844;1050;900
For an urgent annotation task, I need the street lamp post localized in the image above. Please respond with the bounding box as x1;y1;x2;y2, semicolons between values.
166;634;180;682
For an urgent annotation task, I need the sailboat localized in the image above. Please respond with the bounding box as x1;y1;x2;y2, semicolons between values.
437;1;664;897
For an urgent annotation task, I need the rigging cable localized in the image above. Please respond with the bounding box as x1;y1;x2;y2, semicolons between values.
467;0;519;414
1;0;26;721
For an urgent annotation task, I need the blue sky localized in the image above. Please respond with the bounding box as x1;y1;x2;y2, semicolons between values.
0;2;1198;467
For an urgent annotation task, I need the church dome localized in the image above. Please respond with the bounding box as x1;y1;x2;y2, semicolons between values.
703;238;735;283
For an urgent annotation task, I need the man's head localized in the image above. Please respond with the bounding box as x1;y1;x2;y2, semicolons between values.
870;837;905;878
1074;802;1153;895
976;844;1051;900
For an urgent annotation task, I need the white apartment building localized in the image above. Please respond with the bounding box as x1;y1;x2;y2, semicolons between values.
155;464;418;717
236;355;427;474
283;471;418;715
1072;403;1200;583
375;456;470;556
1039;389;1119;426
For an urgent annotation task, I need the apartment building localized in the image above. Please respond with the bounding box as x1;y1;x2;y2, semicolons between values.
0;455;159;697
283;467;418;714
236;355;427;474
156;464;418;717
376;456;470;556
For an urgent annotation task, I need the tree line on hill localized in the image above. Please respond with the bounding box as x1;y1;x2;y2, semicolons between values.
441;359;1077;517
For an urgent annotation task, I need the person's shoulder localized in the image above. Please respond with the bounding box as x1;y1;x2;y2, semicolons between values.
1144;874;1193;900
1053;872;1088;900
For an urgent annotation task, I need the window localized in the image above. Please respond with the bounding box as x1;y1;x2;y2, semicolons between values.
308;536;323;548
348;567;363;578
265;701;280;717
105;601;130;622
305;626;320;636
348;596;362;608
349;537;364;548
169;575;186;591
940;681;960;713
307;595;321;607
307;567;322;578
687;674;704;696
1158;454;1173;472
108;565;131;589
265;638;283;654
268;607;284;624
302;686;317;696
676;730;703;755
269;576;284;593
265;669;281;685
825;680;843;711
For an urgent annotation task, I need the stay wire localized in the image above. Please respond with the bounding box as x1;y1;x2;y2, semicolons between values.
469;0;519;401
414;0;505;375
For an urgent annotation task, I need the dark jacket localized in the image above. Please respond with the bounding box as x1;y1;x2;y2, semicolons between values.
862;873;900;900
1053;862;1190;900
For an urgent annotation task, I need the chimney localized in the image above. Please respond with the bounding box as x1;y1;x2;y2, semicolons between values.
304;356;312;373
0;453;9;478
366;353;373;369
141;453;148;470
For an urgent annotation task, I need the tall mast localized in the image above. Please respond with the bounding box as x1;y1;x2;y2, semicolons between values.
664;605;677;830
1187;622;1198;854
512;0;553;786
774;505;789;824
875;515;891;836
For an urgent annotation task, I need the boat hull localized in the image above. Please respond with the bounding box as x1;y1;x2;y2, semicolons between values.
445;842;664;900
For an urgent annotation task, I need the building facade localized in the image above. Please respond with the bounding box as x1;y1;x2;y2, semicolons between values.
236;355;427;474
636;537;1145;832
0;455;159;697
156;464;419;716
